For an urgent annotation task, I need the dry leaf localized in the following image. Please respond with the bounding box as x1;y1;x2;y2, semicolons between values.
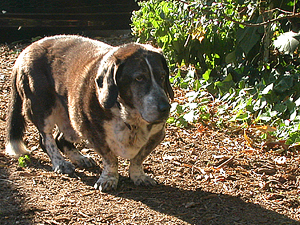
263;141;288;150
274;156;287;165
253;125;276;133
244;130;254;147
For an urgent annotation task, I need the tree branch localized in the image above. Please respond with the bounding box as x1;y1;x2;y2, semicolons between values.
224;12;300;27
175;0;299;27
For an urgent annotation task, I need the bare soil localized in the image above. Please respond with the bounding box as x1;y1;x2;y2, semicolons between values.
0;35;300;225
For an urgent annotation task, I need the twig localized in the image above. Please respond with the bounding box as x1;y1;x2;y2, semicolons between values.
0;178;13;183
264;8;293;14
175;0;300;27
215;155;235;169
224;13;300;27
78;211;89;218
45;220;60;225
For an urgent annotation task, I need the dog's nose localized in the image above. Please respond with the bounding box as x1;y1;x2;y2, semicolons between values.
158;101;171;113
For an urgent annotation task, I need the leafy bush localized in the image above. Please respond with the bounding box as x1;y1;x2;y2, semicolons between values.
131;0;300;145
131;0;236;73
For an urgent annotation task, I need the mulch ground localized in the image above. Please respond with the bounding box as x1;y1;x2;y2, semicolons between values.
0;34;299;225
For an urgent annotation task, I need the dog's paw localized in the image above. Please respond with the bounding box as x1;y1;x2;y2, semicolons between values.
52;160;75;174
70;153;96;168
129;164;157;186
77;155;96;168
130;174;157;186
94;173;119;192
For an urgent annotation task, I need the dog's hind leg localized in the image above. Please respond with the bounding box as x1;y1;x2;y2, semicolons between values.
38;116;75;174
54;132;96;168
53;101;96;168
35;101;77;174
5;71;29;157
39;132;75;174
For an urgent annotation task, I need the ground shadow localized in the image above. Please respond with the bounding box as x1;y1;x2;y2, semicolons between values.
80;175;300;225
118;182;300;224
4;153;299;225
0;154;34;225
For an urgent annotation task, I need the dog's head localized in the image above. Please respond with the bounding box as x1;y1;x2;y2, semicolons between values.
96;43;174;124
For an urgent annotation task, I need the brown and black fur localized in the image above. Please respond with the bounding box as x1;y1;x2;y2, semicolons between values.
5;35;174;191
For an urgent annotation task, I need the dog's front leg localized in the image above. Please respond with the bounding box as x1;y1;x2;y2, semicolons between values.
94;150;119;191
129;129;165;186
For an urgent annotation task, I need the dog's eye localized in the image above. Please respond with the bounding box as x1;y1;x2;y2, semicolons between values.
135;76;145;82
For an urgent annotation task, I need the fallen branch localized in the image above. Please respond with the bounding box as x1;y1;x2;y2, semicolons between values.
214;155;235;169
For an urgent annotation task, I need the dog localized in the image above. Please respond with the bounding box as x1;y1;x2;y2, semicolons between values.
5;35;174;191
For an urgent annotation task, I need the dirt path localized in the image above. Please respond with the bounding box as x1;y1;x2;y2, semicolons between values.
0;36;299;225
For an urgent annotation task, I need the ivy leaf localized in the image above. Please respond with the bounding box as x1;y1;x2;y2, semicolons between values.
170;102;178;113
236;15;263;55
262;83;273;94
203;69;211;81
274;76;293;93
286;131;300;145
295;97;300;106
225;51;236;64
183;110;196;123
18;155;31;167
273;103;287;115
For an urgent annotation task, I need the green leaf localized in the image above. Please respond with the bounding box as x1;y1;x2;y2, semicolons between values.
273;103;287;115
183;110;196;123
225;51;236;64
290;110;297;121
200;113;210;120
18;155;30;167
286;131;300;145
262;84;273;95
203;69;211;81
274;76;293;93
236;15;263;55
167;117;176;124
223;73;233;82
215;74;234;95
286;99;296;113
176;105;184;114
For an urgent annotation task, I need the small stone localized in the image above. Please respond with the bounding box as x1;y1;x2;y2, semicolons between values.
185;202;196;208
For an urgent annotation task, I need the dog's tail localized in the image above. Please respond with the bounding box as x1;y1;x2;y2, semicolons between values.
5;69;29;158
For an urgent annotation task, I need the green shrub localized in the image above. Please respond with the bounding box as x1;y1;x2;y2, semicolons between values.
131;0;236;73
131;0;300;145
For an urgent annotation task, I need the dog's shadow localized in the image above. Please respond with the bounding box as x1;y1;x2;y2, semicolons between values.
27;155;299;224
79;172;299;224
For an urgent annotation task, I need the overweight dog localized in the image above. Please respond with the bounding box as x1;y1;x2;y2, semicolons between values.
5;35;174;191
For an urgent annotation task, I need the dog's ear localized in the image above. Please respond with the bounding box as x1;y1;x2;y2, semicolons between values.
96;44;174;108
161;55;174;100
96;61;120;109
96;44;142;108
